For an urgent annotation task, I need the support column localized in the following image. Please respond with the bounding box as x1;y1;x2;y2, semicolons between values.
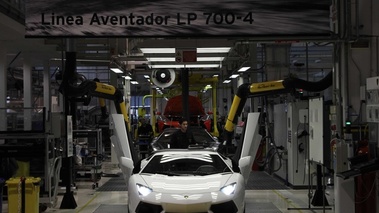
43;60;51;120
181;68;189;121
248;43;260;112
60;39;77;209
23;53;32;131
0;47;7;139
237;74;245;121
334;0;355;211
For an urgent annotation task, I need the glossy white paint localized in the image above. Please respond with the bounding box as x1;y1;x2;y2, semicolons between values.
127;150;246;213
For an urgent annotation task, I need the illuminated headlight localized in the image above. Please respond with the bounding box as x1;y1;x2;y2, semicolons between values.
137;183;153;196
220;182;236;195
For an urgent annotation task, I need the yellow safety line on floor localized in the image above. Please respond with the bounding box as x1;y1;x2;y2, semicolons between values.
76;191;101;213
272;189;303;213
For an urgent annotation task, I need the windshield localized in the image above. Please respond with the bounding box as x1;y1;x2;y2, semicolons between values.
141;153;232;176
155;128;215;145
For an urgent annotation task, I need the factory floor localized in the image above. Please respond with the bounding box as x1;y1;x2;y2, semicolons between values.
1;164;337;213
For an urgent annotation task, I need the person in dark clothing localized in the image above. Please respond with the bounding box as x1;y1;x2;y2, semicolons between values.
169;118;197;149
136;117;154;158
137;118;153;139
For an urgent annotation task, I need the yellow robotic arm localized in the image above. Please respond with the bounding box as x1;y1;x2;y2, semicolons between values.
224;72;333;138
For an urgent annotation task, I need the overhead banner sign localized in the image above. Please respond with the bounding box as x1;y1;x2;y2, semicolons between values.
25;0;333;37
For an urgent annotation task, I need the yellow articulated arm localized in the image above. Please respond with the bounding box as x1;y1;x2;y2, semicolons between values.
224;80;288;133
224;71;333;141
63;79;137;162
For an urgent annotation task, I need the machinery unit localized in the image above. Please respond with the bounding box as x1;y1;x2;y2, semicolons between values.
287;101;309;188
366;76;379;150
272;101;311;188
73;129;103;189
272;103;288;181
308;97;331;169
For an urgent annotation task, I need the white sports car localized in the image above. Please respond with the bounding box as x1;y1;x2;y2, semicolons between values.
110;113;262;213
127;149;247;213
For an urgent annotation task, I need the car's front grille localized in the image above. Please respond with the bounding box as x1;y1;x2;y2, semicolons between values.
210;201;238;213
136;201;163;213
136;201;238;213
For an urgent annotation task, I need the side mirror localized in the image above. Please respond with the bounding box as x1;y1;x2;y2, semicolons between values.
120;157;134;170
238;156;251;168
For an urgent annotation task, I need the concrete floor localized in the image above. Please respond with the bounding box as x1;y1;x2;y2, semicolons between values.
1;166;336;213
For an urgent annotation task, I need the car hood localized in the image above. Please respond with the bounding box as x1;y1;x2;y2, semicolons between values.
162;120;179;126
140;173;234;193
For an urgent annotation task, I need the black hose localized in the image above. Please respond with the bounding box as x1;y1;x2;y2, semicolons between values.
282;71;332;92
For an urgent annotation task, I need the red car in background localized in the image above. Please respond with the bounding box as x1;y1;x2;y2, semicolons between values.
156;95;212;133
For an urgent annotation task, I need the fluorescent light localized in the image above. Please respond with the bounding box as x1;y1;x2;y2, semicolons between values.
197;57;225;61
213;74;219;77
140;48;175;53
110;68;123;73
186;64;221;68
197;47;231;53
237;66;250;72
223;80;231;83
146;57;176;62
131;81;139;84
140;47;230;54
124;76;132;80
146;57;224;62
144;75;150;79
230;74;239;78
149;64;221;69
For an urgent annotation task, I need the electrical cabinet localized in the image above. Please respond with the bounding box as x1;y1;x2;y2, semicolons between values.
287;101;309;188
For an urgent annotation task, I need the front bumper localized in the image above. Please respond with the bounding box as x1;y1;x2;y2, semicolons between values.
134;200;238;213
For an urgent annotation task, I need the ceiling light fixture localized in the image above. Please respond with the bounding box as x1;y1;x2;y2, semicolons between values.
149;64;221;69
110;68;123;73
140;47;231;54
197;47;230;53
230;74;239;79
237;66;250;72
146;57;225;62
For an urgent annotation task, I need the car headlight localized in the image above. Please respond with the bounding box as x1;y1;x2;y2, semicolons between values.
137;183;153;196
220;182;236;195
